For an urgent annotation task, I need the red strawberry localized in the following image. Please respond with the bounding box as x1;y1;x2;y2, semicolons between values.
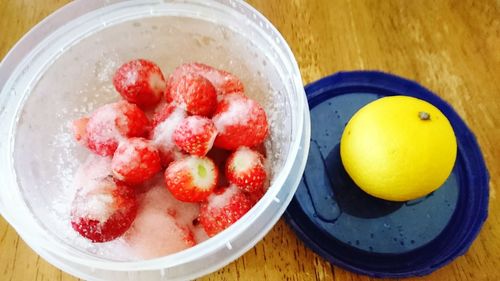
169;73;217;117
187;62;244;96
166;63;244;101
113;59;166;108
247;187;266;205
199;185;253;237
212;94;268;150
150;102;179;127
85;101;149;156
149;104;187;166
71;176;138;243
173;116;217;156
164;156;218;202
226;147;267;193
72;117;89;145
111;138;162;185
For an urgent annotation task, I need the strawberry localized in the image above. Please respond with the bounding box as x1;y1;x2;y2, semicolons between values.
173;116;217;156
150;102;178;127
72;117;89;145
149;104;187;166
164;156;218;202
111;138;162;185
113;59;166;108
199;185;253;237
169;73;217;117
247;187;266;205
212;94;269;150
166;63;244;101
226;147;267;193
71;176;138;243
85;101;149;156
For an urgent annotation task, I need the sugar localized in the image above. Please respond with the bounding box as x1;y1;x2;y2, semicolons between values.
71;156;115;222
86;103;124;145
124;206;192;259
124;180;200;259
151;106;186;152
183;116;208;135
213;95;252;133
208;185;238;209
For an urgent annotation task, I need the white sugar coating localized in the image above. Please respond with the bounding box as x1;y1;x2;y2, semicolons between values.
231;147;259;173
148;72;166;95
192;224;209;244
208;185;239;209
124;206;191;259
95;52;119;82
87;103;126;145
75;192;115;222
151;106;186;152
113;140;138;165
182;116;210;135
16;16;291;260
213;95;252;133
123;180;199;259
125;66;138;85
71;156;115;222
112;139;153;177
139;180;199;227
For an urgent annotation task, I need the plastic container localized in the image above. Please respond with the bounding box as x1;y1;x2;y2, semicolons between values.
0;1;310;280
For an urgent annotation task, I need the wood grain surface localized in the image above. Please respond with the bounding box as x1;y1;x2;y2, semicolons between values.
1;0;499;280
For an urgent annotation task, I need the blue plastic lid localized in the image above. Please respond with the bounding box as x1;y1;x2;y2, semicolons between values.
285;71;489;278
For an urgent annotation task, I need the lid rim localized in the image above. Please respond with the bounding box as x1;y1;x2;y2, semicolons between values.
286;71;489;278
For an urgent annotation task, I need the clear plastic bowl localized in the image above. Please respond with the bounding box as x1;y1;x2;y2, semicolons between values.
0;0;310;280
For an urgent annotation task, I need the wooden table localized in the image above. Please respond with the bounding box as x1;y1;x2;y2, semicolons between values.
1;0;498;280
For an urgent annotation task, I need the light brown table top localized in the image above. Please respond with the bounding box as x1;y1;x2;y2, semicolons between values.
1;0;499;280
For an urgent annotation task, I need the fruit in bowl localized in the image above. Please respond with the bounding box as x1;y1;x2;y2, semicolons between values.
340;95;457;202
69;59;271;258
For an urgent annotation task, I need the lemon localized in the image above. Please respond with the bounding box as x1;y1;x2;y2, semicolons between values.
340;95;457;201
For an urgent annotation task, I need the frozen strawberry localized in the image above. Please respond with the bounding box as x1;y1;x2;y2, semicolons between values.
149;104;187;166
212;94;268;150
111;138;162;185
151;102;177;127
199;185;253;237
187;62;244;96
169;73;217;116
226;147;267;193
173;116;217;156
71;176;138;243
72;117;89;145
164;156;218;202
85;101;149;156
113;59;166;108
166;63;244;101
247;187;266;205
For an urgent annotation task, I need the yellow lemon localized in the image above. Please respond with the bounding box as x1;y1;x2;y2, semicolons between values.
340;95;457;201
